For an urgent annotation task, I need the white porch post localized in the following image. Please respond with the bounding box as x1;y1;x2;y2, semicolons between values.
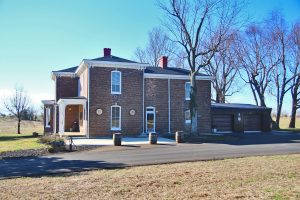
58;103;66;136
53;104;57;134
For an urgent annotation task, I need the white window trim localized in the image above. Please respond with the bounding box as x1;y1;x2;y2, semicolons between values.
111;70;122;94
185;110;191;124
185;82;191;100
111;105;121;131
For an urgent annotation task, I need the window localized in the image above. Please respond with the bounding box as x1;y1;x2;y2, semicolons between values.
111;106;121;130
185;110;191;124
111;71;121;94
45;107;51;128
185;82;191;100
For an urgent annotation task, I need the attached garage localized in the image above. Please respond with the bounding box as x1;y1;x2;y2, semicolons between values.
211;103;272;133
212;114;233;132
244;114;262;131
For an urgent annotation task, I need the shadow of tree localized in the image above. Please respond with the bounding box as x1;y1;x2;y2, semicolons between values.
0;157;126;179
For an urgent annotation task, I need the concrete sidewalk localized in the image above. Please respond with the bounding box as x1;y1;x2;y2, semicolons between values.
65;137;175;146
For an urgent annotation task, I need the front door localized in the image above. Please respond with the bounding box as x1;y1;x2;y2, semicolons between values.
146;107;155;132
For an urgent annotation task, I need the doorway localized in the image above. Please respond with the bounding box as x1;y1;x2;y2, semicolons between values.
146;107;156;133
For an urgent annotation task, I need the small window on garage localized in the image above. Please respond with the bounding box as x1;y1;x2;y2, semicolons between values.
185;82;191;100
185;110;191;124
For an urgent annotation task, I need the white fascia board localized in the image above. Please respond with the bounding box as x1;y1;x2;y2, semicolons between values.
144;73;212;80
51;71;77;80
75;60;87;75
42;100;55;105
83;60;150;70
57;98;87;105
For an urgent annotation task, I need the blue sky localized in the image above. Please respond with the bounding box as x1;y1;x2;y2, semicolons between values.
0;0;299;113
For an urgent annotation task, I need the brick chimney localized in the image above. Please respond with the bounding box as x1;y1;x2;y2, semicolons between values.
159;56;168;69
103;48;111;57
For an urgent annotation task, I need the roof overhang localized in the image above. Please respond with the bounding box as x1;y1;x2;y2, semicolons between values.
144;73;212;80
42;100;55;105
75;59;150;76
51;71;77;80
57;98;87;106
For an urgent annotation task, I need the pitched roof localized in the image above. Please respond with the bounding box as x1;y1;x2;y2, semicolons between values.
145;66;208;76
211;103;271;110
53;66;78;73
87;55;140;64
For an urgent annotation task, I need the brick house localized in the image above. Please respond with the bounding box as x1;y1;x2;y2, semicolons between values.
42;48;212;137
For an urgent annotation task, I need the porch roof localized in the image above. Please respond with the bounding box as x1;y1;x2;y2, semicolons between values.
57;97;87;105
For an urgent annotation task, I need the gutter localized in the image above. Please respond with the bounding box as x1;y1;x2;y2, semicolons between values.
142;68;145;134
87;64;91;138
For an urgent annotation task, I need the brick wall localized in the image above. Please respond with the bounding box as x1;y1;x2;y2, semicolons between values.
88;67;143;137
56;77;78;101
144;78;169;133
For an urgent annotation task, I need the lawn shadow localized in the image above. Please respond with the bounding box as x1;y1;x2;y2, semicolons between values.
182;132;300;146
0;134;36;142
0;156;126;179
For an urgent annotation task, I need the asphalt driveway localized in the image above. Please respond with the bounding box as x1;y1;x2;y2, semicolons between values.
1;132;300;179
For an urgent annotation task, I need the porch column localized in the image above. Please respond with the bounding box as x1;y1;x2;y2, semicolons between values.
58;102;66;136
53;104;57;134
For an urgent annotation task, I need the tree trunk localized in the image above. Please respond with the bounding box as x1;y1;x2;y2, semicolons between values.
17;118;21;134
289;103;297;128
190;73;198;136
289;89;298;128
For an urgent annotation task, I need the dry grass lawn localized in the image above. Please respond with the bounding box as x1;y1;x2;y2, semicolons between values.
1;154;300;200
0;117;46;153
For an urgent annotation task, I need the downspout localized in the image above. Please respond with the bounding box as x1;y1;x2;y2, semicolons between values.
54;76;57;134
142;68;145;134
87;64;90;138
168;78;171;133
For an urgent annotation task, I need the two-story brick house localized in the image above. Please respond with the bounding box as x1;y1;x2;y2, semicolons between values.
42;48;212;137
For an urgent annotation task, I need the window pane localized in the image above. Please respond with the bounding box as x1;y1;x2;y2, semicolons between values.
185;82;190;100
111;106;120;129
185;110;191;123
112;71;121;93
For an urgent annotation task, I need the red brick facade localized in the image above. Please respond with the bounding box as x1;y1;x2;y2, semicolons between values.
45;66;211;136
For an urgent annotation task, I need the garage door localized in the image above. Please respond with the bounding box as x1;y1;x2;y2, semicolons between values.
244;114;262;131
212;114;233;132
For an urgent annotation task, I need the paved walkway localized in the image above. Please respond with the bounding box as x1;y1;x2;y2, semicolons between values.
1;132;300;179
65;137;175;146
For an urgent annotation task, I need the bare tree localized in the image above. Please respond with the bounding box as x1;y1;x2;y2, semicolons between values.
158;0;244;135
237;23;277;107
134;27;174;67
204;32;241;103
3;87;30;134
268;12;296;127
289;22;300;128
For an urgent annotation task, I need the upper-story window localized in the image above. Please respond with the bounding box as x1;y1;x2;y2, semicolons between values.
185;82;191;100
111;71;121;94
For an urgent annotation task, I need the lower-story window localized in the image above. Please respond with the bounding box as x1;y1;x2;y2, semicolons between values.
185;110;191;124
111;105;121;130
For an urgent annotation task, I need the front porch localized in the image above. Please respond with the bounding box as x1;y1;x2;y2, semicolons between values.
57;97;88;137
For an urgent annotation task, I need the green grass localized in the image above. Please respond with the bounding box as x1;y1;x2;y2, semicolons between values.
0;117;47;153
